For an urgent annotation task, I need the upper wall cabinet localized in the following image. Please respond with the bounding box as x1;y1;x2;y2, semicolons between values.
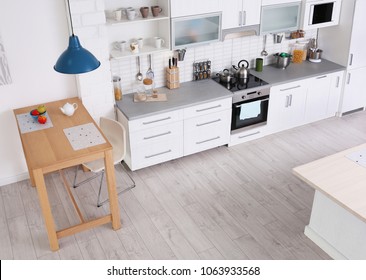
170;0;221;17
260;2;301;34
221;0;262;29
262;0;300;5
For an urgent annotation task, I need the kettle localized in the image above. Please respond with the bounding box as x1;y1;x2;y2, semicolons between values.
60;102;78;116
232;59;250;79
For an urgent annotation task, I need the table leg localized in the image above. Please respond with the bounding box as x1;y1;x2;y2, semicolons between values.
104;150;121;230
33;168;59;251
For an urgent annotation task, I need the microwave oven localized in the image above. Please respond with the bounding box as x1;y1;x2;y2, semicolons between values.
302;0;342;30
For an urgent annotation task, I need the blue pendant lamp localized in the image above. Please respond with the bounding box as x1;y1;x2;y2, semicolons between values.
54;0;100;74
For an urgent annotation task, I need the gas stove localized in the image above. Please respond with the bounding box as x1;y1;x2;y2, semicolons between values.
212;73;270;103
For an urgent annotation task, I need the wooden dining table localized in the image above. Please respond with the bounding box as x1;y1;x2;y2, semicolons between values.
13;97;121;251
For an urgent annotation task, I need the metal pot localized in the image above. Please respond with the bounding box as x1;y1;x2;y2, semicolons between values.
216;69;235;83
274;53;291;69
232;59;250;79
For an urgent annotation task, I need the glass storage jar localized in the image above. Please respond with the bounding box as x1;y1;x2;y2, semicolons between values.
292;43;306;64
113;76;122;101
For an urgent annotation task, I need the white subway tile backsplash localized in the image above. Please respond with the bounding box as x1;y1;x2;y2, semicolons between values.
70;0;96;14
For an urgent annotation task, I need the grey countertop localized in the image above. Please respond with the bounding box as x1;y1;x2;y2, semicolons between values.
252;59;345;85
116;79;232;120
117;59;346;120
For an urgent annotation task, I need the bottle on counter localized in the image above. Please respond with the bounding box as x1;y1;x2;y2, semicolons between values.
113;76;122;101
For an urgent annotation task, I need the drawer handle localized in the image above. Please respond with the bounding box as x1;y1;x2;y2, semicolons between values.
196;136;220;145
238;131;260;139
316;75;327;79
145;149;172;159
143;131;172;140
280;85;301;91
196;118;221;127
349;53;353;66
336;76;340;88
196;104;222;112
143;116;171;125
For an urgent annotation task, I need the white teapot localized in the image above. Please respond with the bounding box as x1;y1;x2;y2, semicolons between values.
60;102;78;116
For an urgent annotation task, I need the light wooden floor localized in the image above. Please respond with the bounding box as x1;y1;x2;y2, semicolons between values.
1;111;365;260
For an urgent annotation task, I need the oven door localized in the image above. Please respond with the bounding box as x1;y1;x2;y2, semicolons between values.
231;95;269;131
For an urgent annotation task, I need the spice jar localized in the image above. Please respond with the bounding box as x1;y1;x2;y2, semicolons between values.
113;76;122;101
143;78;154;96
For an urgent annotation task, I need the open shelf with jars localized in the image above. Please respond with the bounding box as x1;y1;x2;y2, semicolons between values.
105;0;171;60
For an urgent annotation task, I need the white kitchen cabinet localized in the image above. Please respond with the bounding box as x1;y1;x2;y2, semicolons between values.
267;80;307;132
262;0;300;5
304;74;333;123
229;125;269;146
105;0;171;60
117;97;231;170
340;67;366;113
221;0;261;29
117;109;184;171
183;98;231;156
318;0;366;113
170;0;221;17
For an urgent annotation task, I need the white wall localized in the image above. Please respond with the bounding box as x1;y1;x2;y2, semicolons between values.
0;0;78;185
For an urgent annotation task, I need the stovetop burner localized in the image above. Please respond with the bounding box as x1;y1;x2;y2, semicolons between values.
212;73;268;93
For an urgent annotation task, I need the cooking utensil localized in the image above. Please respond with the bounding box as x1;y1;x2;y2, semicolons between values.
309;49;323;62
136;56;143;81
233;59;250;79
175;49;186;61
261;35;268;56
146;54;154;79
216;69;235;83
274;52;292;69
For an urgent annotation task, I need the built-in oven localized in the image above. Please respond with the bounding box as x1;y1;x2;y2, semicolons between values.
231;89;270;131
212;73;271;131
302;0;342;30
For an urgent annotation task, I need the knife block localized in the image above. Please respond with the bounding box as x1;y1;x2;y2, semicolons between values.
166;67;180;89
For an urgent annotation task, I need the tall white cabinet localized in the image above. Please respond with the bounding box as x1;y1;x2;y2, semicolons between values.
318;0;366;114
221;0;262;29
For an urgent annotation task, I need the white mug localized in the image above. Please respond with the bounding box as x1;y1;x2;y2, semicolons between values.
130;41;139;53
126;9;136;20
113;40;127;52
137;38;144;49
154;37;165;49
114;9;122;21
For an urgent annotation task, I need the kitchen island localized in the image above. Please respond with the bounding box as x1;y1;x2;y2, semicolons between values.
293;144;366;259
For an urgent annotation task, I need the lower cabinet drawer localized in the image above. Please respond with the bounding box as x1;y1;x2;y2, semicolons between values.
229;125;268;147
184;110;231;156
130;137;183;170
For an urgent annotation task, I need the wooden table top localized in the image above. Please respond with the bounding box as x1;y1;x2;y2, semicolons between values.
13;97;112;174
293;143;366;223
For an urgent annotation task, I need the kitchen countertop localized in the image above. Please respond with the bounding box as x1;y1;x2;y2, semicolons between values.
117;59;346;120
252;59;345;85
116;79;232;120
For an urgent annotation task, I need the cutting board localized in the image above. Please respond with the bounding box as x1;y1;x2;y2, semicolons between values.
134;93;167;102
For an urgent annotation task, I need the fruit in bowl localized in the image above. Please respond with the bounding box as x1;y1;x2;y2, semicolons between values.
37;115;47;124
30;105;47;120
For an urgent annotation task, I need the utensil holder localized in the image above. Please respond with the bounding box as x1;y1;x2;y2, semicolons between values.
166;67;180;89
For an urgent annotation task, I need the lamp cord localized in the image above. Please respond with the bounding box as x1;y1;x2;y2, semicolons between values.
66;0;74;36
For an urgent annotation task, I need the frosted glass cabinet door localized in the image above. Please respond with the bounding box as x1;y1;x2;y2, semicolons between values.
171;13;222;49
260;2;301;34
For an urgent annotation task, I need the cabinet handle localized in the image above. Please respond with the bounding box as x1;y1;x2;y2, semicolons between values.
285;95;290;108
289;94;293;107
349;54;354;66
196;118;221;127
280;85;301;91
196;136;220;145
238;11;242;26
145;149;172;159
347;73;351;85
239;131;260;139
316;75;327;79
143;116;171;125
143;131;172;140
242;11;246;26
196;104;221;112
336;76;340;88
